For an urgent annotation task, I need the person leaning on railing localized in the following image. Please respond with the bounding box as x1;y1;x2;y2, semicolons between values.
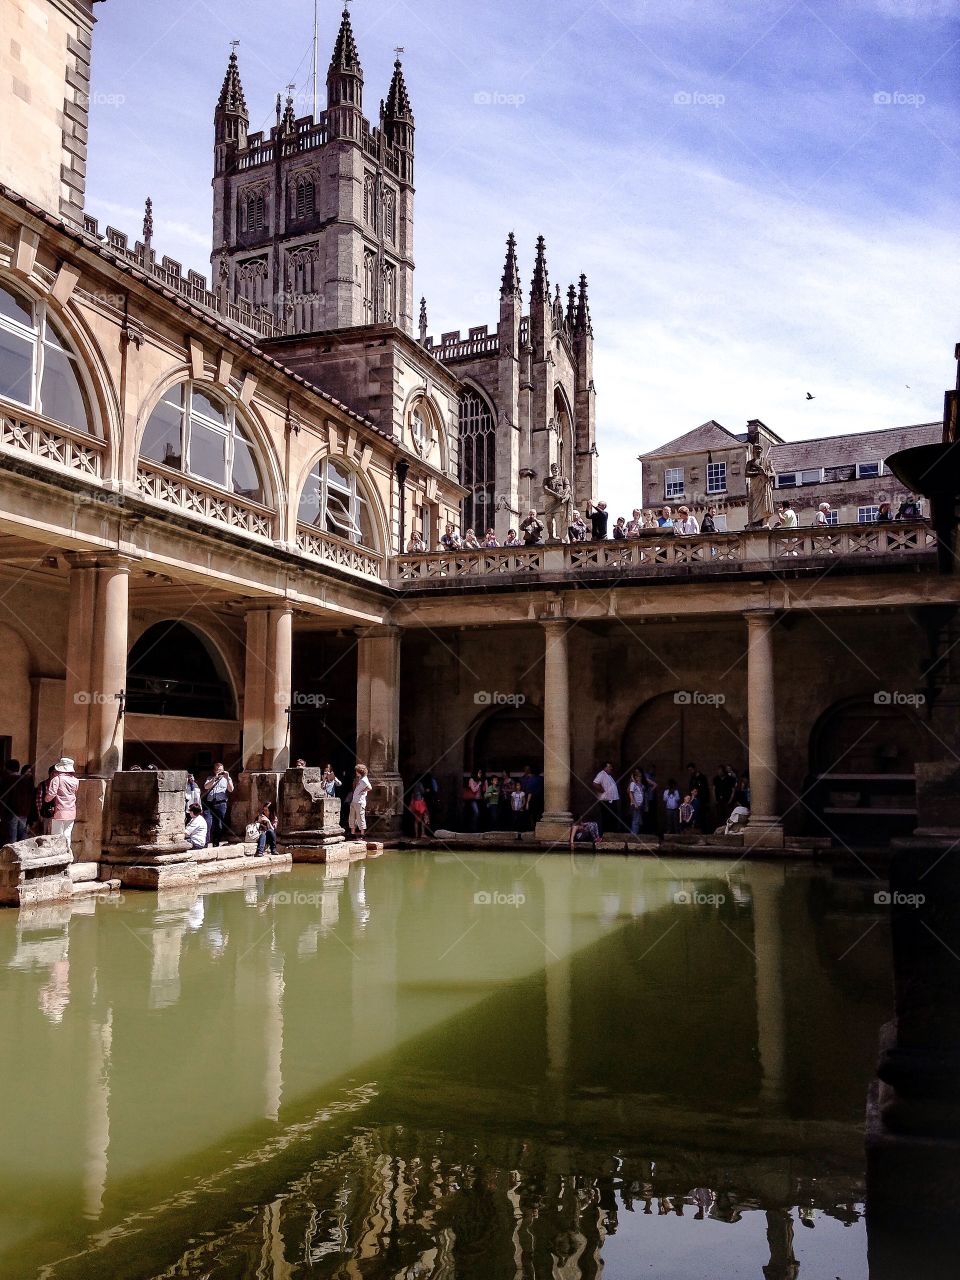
673;506;700;535
568;511;588;542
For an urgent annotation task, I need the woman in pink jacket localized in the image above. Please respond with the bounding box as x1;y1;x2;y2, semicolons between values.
45;757;79;844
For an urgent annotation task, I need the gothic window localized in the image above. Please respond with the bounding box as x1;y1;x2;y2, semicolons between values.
140;381;266;503
295;178;316;220
0;278;93;433
242;191;266;233
298;458;375;548
236;258;268;309
382;263;396;324
383;188;397;242
363;173;375;226
458;389;495;533
363;249;376;324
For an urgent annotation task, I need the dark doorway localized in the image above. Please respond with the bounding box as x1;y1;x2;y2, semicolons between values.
290;631;357;781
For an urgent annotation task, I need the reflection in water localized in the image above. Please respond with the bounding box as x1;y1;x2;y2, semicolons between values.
0;854;889;1280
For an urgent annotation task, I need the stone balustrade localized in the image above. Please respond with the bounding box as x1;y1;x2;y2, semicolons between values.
0;406;106;480
392;522;936;586
296;523;385;581
136;462;277;540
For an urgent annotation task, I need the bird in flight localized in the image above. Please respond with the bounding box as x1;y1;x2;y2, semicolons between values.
805;392;815;400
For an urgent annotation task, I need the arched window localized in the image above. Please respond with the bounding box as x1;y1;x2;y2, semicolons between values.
459;390;495;533
140;381;266;503
363;249;376;323
383;188;397;242
295;178;316;220
298;458;375;548
0;279;93;433
243;192;265;233
126;621;235;719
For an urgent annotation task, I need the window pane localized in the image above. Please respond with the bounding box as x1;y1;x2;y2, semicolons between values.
192;388;227;427
40;341;91;432
0;283;34;329
327;459;350;492
358;495;374;548
298;465;323;525
326;490;357;537
141;388;183;469
0;326;33;407
189;419;228;487
232;432;264;503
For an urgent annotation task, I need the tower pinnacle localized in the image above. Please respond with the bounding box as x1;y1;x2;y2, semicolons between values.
501;232;520;297
531;235;549;302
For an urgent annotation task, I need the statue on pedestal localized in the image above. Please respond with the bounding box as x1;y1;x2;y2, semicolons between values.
746;443;776;529
542;462;573;541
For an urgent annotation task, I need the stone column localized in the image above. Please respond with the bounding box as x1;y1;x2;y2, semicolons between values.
241;604;293;773
535;618;573;841
355;625;403;837
63;552;133;776
744;609;784;847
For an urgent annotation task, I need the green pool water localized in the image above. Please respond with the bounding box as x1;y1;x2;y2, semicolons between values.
0;851;890;1279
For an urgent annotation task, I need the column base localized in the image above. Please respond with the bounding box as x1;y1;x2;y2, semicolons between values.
535;813;573;842
742;816;784;849
365;771;404;838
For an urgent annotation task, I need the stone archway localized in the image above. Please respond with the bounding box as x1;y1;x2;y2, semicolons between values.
468;703;544;775
620;690;743;793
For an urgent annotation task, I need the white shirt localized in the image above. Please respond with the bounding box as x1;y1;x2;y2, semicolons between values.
352;774;372;804
594;770;619;802
628;779;644;808
185;815;208;848
674;516;700;535
815;510;830;526
780;509;798;528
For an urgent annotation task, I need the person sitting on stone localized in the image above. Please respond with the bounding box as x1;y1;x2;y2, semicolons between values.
463;527;482;549
520;510;545;546
722;804;750;835
673;505;700;535
255;803;276;855
568;510;588;542
406;530;426;552
482;527;499;547
569;816;600;849
440;523;463;551
504;528;522;547
185;802;208;849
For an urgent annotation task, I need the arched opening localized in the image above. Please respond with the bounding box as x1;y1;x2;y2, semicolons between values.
621;691;742;796
467;704;544;775
297;456;377;549
139;381;269;505
0;622;32;766
807;695;926;843
554;387;574;489
126;623;236;720
458;387;495;534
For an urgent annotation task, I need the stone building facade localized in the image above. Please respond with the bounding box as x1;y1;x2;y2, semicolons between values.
0;0;956;864
641;418;936;528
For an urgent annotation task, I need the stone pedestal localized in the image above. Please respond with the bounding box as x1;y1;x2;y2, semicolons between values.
233;770;283;835
100;769;196;890
0;835;73;907
277;769;344;848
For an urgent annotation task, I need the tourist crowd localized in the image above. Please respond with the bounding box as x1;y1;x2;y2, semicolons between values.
405;494;924;551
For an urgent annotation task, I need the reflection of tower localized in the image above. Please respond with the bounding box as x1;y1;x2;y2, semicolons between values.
751;864;787;1106
83;1008;113;1219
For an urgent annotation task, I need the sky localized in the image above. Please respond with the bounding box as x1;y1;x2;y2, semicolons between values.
84;0;960;518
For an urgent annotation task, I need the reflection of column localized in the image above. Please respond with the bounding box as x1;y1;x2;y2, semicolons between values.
540;862;571;1115
264;960;284;1122
63;552;133;775
356;625;402;836
242;604;293;771
82;1008;112;1219
762;1209;799;1280
535;618;572;840
751;866;786;1107
744;609;783;845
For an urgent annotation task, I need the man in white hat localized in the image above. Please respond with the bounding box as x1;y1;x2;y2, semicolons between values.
44;758;79;845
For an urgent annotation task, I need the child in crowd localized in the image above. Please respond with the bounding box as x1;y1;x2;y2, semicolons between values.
679;794;695;830
409;782;430;838
510;780;527;838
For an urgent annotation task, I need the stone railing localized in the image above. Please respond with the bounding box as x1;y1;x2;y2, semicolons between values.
296;524;385;581
136;462;277;540
391;523;936;584
0;406;106;480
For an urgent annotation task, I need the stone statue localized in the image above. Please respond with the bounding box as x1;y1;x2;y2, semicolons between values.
745;443;775;529
541;462;573;541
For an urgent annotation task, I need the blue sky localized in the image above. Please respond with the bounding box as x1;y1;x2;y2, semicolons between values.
85;0;960;517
